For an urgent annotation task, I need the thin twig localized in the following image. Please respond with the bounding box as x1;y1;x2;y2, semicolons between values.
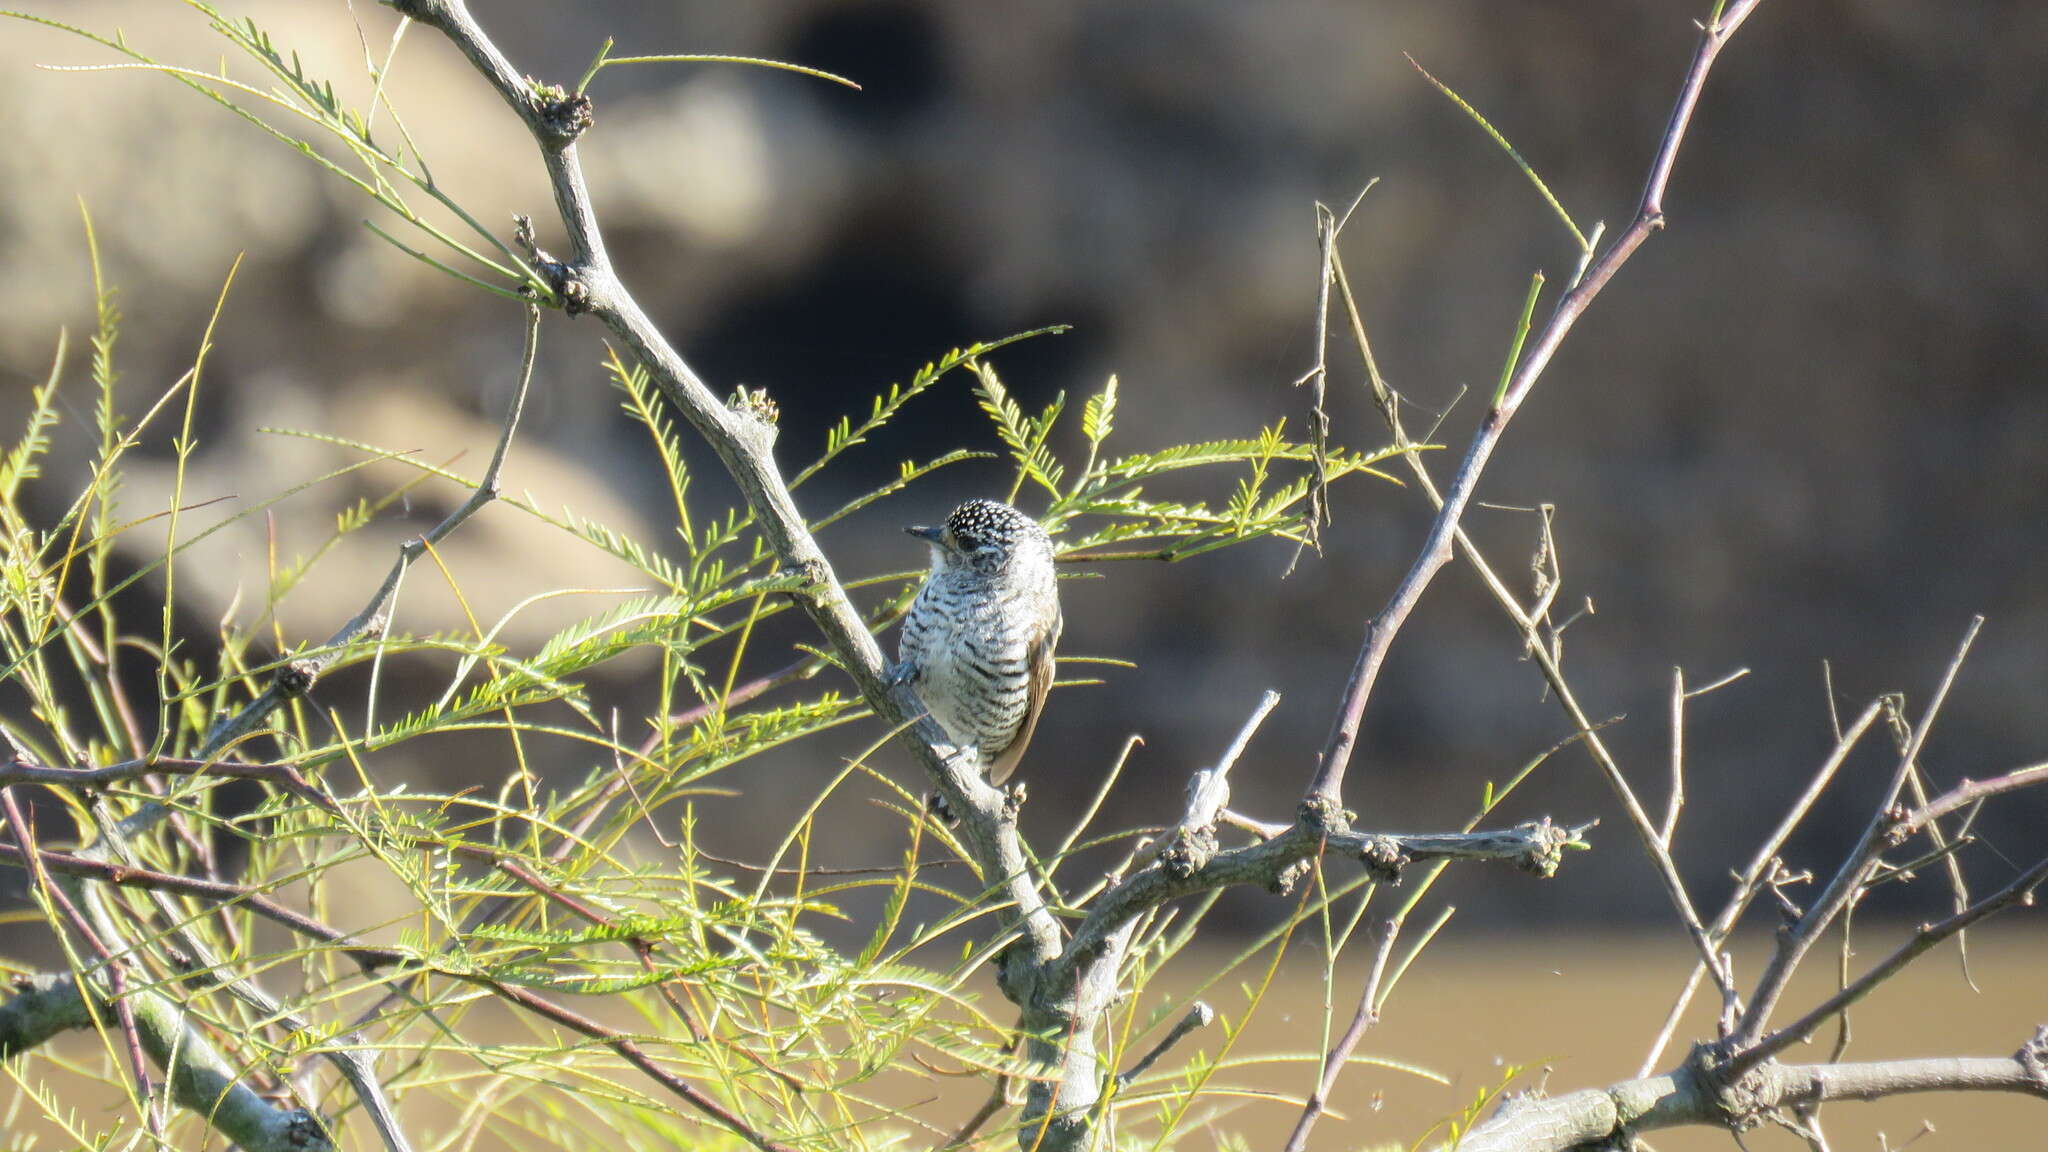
1116;1002;1215;1089
493;858;810;1094
1637;697;1885;1075
199;303;542;761
1739;616;1983;1045
1899;761;2048;836
938;1030;1022;1151
1664;667;1685;845
4;821;790;1150
1280;918;1401;1152
1899;750;1978;992
1;789;157;1118
1306;0;1770;807
635;650;823;757
1733;853;2048;1076
0;842;401;969
1332;232;1737;1015
1659;667;1748;852
76;800;414;1152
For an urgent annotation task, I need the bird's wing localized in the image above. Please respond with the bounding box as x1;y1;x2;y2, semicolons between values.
987;609;1061;786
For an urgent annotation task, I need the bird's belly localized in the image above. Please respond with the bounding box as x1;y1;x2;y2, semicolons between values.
905;616;1030;757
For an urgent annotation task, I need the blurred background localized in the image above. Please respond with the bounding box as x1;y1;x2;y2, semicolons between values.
3;0;2044;1145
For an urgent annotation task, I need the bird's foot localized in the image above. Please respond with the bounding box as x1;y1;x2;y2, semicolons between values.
883;659;919;691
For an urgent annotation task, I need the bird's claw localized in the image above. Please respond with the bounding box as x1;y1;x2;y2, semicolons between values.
884;659;918;691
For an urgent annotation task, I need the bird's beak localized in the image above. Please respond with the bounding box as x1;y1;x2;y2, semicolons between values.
905;525;944;544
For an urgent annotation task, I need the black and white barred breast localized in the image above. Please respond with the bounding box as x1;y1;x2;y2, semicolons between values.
899;499;1061;783
902;572;1034;756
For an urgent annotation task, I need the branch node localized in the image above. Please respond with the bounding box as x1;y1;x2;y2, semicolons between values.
1158;824;1217;879
2017;1025;2048;1095
1268;859;1313;896
275;657;320;700
1297;793;1349;836
283;1109;332;1150
1687;1040;1773;1133
728;385;782;452
1514;817;1571;878
1357;835;1409;883
781;556;832;601
513;212;588;314
382;0;447;22
532;84;595;143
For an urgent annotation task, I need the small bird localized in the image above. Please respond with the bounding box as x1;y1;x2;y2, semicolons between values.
894;498;1062;785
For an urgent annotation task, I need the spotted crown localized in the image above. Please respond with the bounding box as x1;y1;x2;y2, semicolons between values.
944;498;1043;554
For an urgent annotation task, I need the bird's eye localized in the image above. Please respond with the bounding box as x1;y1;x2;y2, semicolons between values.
952;530;980;551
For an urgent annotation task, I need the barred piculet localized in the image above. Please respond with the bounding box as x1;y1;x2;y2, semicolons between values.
897;499;1062;785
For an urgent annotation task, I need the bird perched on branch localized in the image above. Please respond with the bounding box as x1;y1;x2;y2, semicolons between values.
894;498;1062;785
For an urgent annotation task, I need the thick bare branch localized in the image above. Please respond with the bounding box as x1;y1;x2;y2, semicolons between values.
0;971;336;1152
1309;7;1783;1050
1444;1046;2048;1152
1306;0;1770;808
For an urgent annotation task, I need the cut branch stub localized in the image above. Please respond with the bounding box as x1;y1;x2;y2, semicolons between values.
274;657;321;699
513;214;586;313
1269;858;1313;895
2019;1025;2048;1093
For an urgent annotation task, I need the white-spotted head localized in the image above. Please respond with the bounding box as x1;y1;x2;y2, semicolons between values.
907;498;1051;577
